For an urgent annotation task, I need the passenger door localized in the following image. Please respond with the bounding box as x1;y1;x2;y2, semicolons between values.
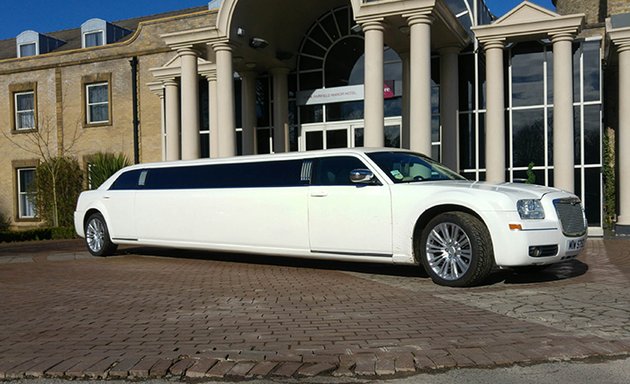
307;156;392;256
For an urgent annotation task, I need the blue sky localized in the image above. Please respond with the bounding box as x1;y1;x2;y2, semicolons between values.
0;0;556;41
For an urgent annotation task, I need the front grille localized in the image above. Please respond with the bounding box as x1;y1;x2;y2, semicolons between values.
554;198;587;237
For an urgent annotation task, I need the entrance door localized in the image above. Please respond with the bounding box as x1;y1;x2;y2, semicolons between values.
300;117;402;151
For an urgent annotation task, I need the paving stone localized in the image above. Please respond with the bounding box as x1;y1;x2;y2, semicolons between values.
148;358;173;378
108;357;144;379
298;363;337;377
271;362;303;377
206;361;236;378
246;361;278;378
129;357;161;378
167;358;195;377
354;354;377;376
45;358;82;378
226;362;256;377
185;358;218;378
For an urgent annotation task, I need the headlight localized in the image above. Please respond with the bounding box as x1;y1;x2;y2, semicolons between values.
517;199;545;219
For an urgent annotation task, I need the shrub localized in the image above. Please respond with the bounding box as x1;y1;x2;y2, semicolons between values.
0;211;10;231
35;157;83;227
0;227;76;243
88;152;130;189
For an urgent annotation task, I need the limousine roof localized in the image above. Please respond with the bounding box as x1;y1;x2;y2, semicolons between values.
125;147;418;170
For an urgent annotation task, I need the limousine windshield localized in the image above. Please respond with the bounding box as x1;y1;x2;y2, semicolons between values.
367;152;466;183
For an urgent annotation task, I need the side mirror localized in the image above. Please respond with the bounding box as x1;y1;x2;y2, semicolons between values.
350;169;375;184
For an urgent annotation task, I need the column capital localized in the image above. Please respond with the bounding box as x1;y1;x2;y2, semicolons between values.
147;81;164;98
613;37;630;53
479;38;505;51
200;69;217;82
176;46;201;57
210;39;234;52
358;18;385;32
549;31;575;44
162;78;178;87
404;12;434;26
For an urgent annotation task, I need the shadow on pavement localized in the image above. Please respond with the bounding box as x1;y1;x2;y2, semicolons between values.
118;246;589;286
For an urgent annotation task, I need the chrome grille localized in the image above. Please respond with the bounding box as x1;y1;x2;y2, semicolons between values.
553;198;587;237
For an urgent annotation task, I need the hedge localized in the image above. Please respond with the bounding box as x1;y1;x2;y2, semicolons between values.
0;227;77;243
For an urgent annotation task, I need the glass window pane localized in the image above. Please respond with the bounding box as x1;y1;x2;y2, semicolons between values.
313;156;366;186
85;31;103;47
90;104;108;123
583;40;601;102
326;100;363;121
256;78;270;127
17;112;35;129
88;84;108;103
573;42;581;102
512;109;545;167
300;105;323;124
459;113;476;170
16;93;34;110
584;167;601;225
584;105;601;165
326;129;347;149
384;97;402;118
20;43;37;57
511;43;545;107
257;128;272;154
306;131;323;150
385;125;400;148
459;53;475;111
354;127;364;147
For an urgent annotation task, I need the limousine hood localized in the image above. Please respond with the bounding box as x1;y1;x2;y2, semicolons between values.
410;180;561;200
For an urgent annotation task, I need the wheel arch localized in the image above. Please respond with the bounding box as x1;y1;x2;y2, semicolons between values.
412;204;487;262
84;208;103;230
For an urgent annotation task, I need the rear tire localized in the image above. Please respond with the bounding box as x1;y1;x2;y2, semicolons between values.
418;212;494;287
84;213;117;256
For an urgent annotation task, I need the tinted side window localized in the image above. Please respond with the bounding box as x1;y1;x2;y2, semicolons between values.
312;156;368;186
109;170;142;190
143;160;304;189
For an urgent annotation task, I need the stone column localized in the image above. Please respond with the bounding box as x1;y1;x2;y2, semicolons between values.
178;47;200;160
213;41;237;157
163;79;180;161
551;32;575;193
615;39;630;234
482;39;506;183
272;67;290;153
407;14;433;156
201;70;219;158
241;71;257;155
362;19;385;148
440;46;460;171
400;51;411;149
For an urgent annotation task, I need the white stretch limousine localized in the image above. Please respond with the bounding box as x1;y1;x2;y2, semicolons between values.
74;148;587;287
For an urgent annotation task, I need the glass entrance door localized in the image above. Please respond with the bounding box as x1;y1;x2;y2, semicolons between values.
300;117;402;151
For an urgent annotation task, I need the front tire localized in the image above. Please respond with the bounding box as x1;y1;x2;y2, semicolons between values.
85;213;118;256
418;212;494;287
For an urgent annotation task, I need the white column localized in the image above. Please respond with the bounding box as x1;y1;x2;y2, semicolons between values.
178;47;200;160
551;32;575;193
272;67;290;153
163;79;180;161
241;71;257;155
482;39;506;183
213;41;237;157
362;19;385;147
202;70;219;158
616;40;630;232
407;14;433;155
400;51;411;149
440;46;460;171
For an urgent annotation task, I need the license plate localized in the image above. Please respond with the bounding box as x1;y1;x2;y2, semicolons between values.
567;238;585;251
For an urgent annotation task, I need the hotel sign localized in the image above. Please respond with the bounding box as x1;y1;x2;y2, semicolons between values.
297;82;401;106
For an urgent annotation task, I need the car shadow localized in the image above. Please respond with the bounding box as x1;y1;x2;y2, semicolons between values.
117;246;429;278
116;247;587;286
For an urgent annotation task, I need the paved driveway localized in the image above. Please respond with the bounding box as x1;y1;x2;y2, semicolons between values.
0;239;629;380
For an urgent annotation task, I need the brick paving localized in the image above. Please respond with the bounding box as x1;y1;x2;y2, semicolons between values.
0;238;629;380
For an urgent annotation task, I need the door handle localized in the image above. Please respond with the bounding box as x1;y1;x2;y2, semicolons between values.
310;191;328;197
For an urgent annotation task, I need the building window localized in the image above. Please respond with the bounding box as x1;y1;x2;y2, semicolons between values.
14;91;36;130
84;31;104;48
17;168;36;219
18;43;36;57
86;82;109;124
